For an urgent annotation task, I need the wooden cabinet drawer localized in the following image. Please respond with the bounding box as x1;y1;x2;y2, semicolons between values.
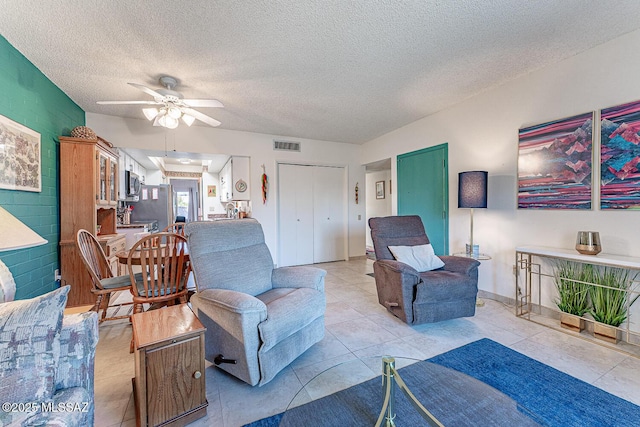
102;235;126;257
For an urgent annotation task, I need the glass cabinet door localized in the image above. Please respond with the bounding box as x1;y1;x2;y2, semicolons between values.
109;158;117;203
99;154;107;203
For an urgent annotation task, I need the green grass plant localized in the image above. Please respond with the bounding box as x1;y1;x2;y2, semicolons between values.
589;267;639;327
553;260;590;317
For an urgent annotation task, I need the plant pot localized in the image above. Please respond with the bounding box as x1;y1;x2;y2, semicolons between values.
559;312;585;332
593;322;620;344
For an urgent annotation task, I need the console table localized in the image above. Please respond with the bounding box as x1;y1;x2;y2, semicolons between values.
515;246;640;353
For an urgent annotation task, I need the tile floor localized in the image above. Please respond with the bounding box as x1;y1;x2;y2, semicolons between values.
94;258;640;427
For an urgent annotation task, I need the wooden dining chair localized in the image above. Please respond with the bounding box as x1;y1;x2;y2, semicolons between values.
76;229;136;322
162;222;186;235
128;232;190;315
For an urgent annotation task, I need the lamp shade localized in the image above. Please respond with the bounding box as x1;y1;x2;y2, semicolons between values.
458;171;488;208
0;206;48;251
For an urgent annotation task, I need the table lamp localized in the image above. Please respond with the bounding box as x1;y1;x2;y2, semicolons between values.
458;171;488;257
0;205;48;302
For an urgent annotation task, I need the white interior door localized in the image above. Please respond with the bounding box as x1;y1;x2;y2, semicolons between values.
278;164;314;267
313;166;346;263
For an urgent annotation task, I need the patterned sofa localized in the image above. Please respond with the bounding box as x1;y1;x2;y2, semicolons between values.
0;286;98;426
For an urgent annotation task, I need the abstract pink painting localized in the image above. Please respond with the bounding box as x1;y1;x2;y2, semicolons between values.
601;99;640;209
518;112;593;209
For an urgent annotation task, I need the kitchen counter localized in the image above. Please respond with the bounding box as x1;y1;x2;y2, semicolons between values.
116;223;149;229
116;224;153;250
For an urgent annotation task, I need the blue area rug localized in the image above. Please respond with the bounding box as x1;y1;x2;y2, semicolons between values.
245;338;640;427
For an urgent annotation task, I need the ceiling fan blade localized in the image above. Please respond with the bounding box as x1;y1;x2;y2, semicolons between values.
181;99;224;108
128;83;165;99
97;100;162;105
183;108;221;127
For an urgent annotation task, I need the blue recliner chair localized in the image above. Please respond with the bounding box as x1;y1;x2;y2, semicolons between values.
185;219;326;386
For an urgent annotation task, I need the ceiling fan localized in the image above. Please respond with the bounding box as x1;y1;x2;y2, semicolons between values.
97;76;223;129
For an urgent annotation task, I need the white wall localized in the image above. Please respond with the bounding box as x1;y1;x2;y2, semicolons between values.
360;29;640;305
202;171;225;216
365;170;392;247
86;113;366;263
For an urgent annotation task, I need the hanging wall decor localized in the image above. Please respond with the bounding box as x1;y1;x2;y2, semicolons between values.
355;182;359;204
517;112;593;209
0;114;41;192
261;164;268;204
600;99;640;209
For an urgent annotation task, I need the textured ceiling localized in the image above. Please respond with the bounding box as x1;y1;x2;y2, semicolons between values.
2;1;640;144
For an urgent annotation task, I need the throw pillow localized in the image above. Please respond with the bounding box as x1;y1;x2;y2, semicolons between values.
388;244;445;272
0;285;69;422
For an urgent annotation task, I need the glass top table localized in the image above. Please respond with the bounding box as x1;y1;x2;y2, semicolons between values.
279;356;541;426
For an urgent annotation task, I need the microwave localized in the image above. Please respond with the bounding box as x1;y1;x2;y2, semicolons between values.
125;171;141;198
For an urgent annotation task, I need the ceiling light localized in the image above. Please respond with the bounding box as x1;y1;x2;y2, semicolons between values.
164;116;179;129
179;158;191;164
182;114;195;126
142;108;159;121
167;106;182;119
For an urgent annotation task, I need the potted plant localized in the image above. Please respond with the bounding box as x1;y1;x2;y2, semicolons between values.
589;267;639;343
553;260;591;332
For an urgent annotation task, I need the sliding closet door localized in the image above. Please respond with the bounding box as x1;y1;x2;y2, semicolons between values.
278;164;314;267
278;163;346;267
313;166;345;263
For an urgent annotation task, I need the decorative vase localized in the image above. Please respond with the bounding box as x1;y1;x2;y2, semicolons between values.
593;322;620;344
575;231;602;255
559;312;585;332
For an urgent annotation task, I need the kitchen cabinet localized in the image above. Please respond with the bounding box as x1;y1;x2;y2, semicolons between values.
97;149;118;205
118;149;147;200
220;156;250;202
59;135;123;306
97;234;126;275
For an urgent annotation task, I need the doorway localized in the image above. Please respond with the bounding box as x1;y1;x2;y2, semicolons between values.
364;158;392;254
170;179;200;222
397;144;449;255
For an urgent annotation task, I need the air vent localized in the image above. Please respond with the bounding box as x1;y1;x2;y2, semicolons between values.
273;140;301;152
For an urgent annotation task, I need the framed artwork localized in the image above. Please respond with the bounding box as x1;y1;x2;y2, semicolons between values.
207;185;217;197
517;112;593;209
0;114;41;192
376;180;385;199
600;99;640;209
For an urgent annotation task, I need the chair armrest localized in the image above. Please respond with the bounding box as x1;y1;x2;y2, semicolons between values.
190;289;268;383
194;288;267;316
375;259;421;277
271;267;326;292
440;256;481;275
372;259;422;323
55;311;98;394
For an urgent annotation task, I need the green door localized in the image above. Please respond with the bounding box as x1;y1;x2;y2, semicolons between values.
397;144;449;255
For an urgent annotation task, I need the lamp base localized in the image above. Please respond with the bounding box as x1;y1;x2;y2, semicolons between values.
0;260;16;302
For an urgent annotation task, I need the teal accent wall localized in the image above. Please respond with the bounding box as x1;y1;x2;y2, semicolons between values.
0;36;84;299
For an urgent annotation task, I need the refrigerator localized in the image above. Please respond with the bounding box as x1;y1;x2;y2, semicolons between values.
129;184;175;232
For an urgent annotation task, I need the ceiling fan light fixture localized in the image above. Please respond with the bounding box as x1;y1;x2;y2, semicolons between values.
167;106;182;119
164;115;179;129
142;107;159;121
182;114;196;126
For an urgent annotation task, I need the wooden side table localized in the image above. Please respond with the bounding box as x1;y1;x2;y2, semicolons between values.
132;304;207;427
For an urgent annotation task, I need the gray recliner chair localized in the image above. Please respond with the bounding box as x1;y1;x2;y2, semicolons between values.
185;219;326;386
369;215;480;324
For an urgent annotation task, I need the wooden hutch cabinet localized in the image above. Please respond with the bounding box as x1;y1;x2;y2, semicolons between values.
59;136;125;307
